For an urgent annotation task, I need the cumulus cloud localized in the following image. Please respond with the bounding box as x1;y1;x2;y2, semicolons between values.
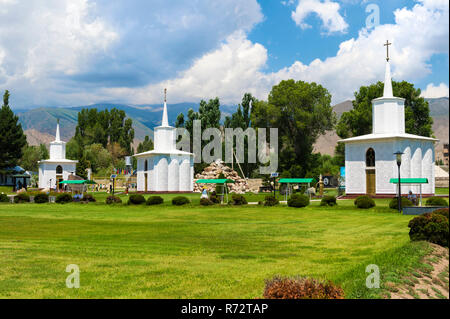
421;83;449;98
291;0;349;34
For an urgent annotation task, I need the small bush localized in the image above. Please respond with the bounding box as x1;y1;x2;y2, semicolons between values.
34;193;49;204
55;193;72;204
408;211;449;247
389;197;413;210
425;196;448;207
354;195;375;209
0;194;9;203
209;191;221;204
106;196;122;205
128;194;146;205
82;194;96;202
146;196;164;206
231;194;247;205
264;195;279;206
433;208;449;219
200;198;214;206
287;194;309;208
263;276;344;299
14;193;30;203
172;196;190;206
320;195;337;207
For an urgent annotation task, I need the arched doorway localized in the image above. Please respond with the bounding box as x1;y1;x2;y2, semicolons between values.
56;165;63;190
365;148;376;196
144;160;148;192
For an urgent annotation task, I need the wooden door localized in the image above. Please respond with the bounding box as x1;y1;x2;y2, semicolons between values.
366;170;376;196
144;173;148;192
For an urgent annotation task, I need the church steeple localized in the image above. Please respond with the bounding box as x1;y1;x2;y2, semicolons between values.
55;118;61;142
383;40;393;97
161;88;169;127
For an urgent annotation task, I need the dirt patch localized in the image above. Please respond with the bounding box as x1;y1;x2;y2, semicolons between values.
389;243;449;299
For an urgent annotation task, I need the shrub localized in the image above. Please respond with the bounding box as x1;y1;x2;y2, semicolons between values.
14;193;30;203
264;195;279;206
389;197;413;210
231;194;247;205
209;191;221;204
433;208;449;219
0;194;9;203
34;193;49;204
425;196;448;207
128;194;146;205
354;195;375;209
287;194;309;208
172;196;190;206
408;211;449;247
320;195;337;207
200;198;214;206
82;194;96;202
146;196;164;206
263;276;344;299
106;196;122;205
55;193;72;204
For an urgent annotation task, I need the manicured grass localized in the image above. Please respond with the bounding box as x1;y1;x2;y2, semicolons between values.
435;187;449;195
0;198;425;298
0;186;13;195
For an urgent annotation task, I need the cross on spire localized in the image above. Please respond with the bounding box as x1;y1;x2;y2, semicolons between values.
384;40;392;62
164;88;167;102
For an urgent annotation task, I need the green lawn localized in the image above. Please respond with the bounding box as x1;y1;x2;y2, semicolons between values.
0;195;431;299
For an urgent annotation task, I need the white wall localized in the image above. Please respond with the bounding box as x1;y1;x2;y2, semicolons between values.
38;162;76;189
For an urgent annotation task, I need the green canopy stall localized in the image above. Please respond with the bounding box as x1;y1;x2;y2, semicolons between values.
389;178;428;206
278;178;315;201
58;180;97;194
195;179;235;204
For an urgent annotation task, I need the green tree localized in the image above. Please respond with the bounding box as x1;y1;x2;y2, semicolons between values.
175;113;185;128
0;90;27;170
19;144;49;172
137;136;154;153
84;143;112;173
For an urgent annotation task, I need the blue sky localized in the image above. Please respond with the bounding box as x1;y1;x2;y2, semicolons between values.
0;0;448;108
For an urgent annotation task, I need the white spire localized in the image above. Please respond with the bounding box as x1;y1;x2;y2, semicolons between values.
55;119;61;142
383;60;393;98
161;88;169;127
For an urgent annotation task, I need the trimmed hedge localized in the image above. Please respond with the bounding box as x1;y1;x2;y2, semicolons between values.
263;276;344;299
433;207;449;219
172;196;190;206
209;192;221;204
287;194;310;208
0;193;9;203
83;194;96;202
200;198;215;206
34;193;49;204
354;195;375;209
14;193;30;203
389;197;413;210
106;196;122;205
425;196;448;207
128;194;146;205
146;196;164;206
320;195;337;207
230;194;247;205
408;210;449;247
264;195;279;207
55;193;72;204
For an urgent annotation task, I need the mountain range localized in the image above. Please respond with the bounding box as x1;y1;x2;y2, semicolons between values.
16;97;449;156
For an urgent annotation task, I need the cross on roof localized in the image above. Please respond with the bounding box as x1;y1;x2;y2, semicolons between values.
164;88;167;102
384;40;392;62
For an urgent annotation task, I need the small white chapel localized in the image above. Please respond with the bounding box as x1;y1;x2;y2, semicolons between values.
340;42;438;196
38;120;78;190
134;89;194;193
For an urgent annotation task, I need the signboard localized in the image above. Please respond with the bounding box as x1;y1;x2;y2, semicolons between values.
270;172;279;178
110;174;117;179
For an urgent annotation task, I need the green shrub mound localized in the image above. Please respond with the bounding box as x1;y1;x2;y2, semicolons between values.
389;197;413;210
287;194;309;208
82;194;96;202
263;276;344;299
433;208;449;219
320;195;337;207
354;195;375;209
172;196;190;206
55;193;72;204
146;196;164;205
200;198;215;206
230;194;247;205
264;195;279;206
106;196;122;205
209;191;221;204
425;196;448;207
14;193;30;203
408;211;449;247
0;193;9;203
34;193;49;204
128;194;146;205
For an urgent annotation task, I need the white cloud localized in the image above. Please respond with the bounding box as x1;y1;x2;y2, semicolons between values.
421;83;449;98
291;0;348;34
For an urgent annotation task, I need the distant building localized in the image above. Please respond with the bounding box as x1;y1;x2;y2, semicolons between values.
443;143;449;166
0;166;31;191
38;120;78;190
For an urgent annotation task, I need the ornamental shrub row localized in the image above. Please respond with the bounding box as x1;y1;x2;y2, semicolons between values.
425;196;448;207
354;195;375;209
287;194;309;208
263;276;344;299
408;208;449;247
389;197;413;210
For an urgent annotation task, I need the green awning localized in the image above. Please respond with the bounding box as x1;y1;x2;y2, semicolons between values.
59;180;97;185
278;178;315;184
195;179;235;184
390;178;428;184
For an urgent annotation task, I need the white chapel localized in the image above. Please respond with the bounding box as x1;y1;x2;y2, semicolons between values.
134;90;194;193
340;43;438;196
38;120;78;190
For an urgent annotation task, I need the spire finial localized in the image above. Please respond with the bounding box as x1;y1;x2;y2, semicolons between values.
164;88;167;103
384;40;392;62
161;88;169;126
